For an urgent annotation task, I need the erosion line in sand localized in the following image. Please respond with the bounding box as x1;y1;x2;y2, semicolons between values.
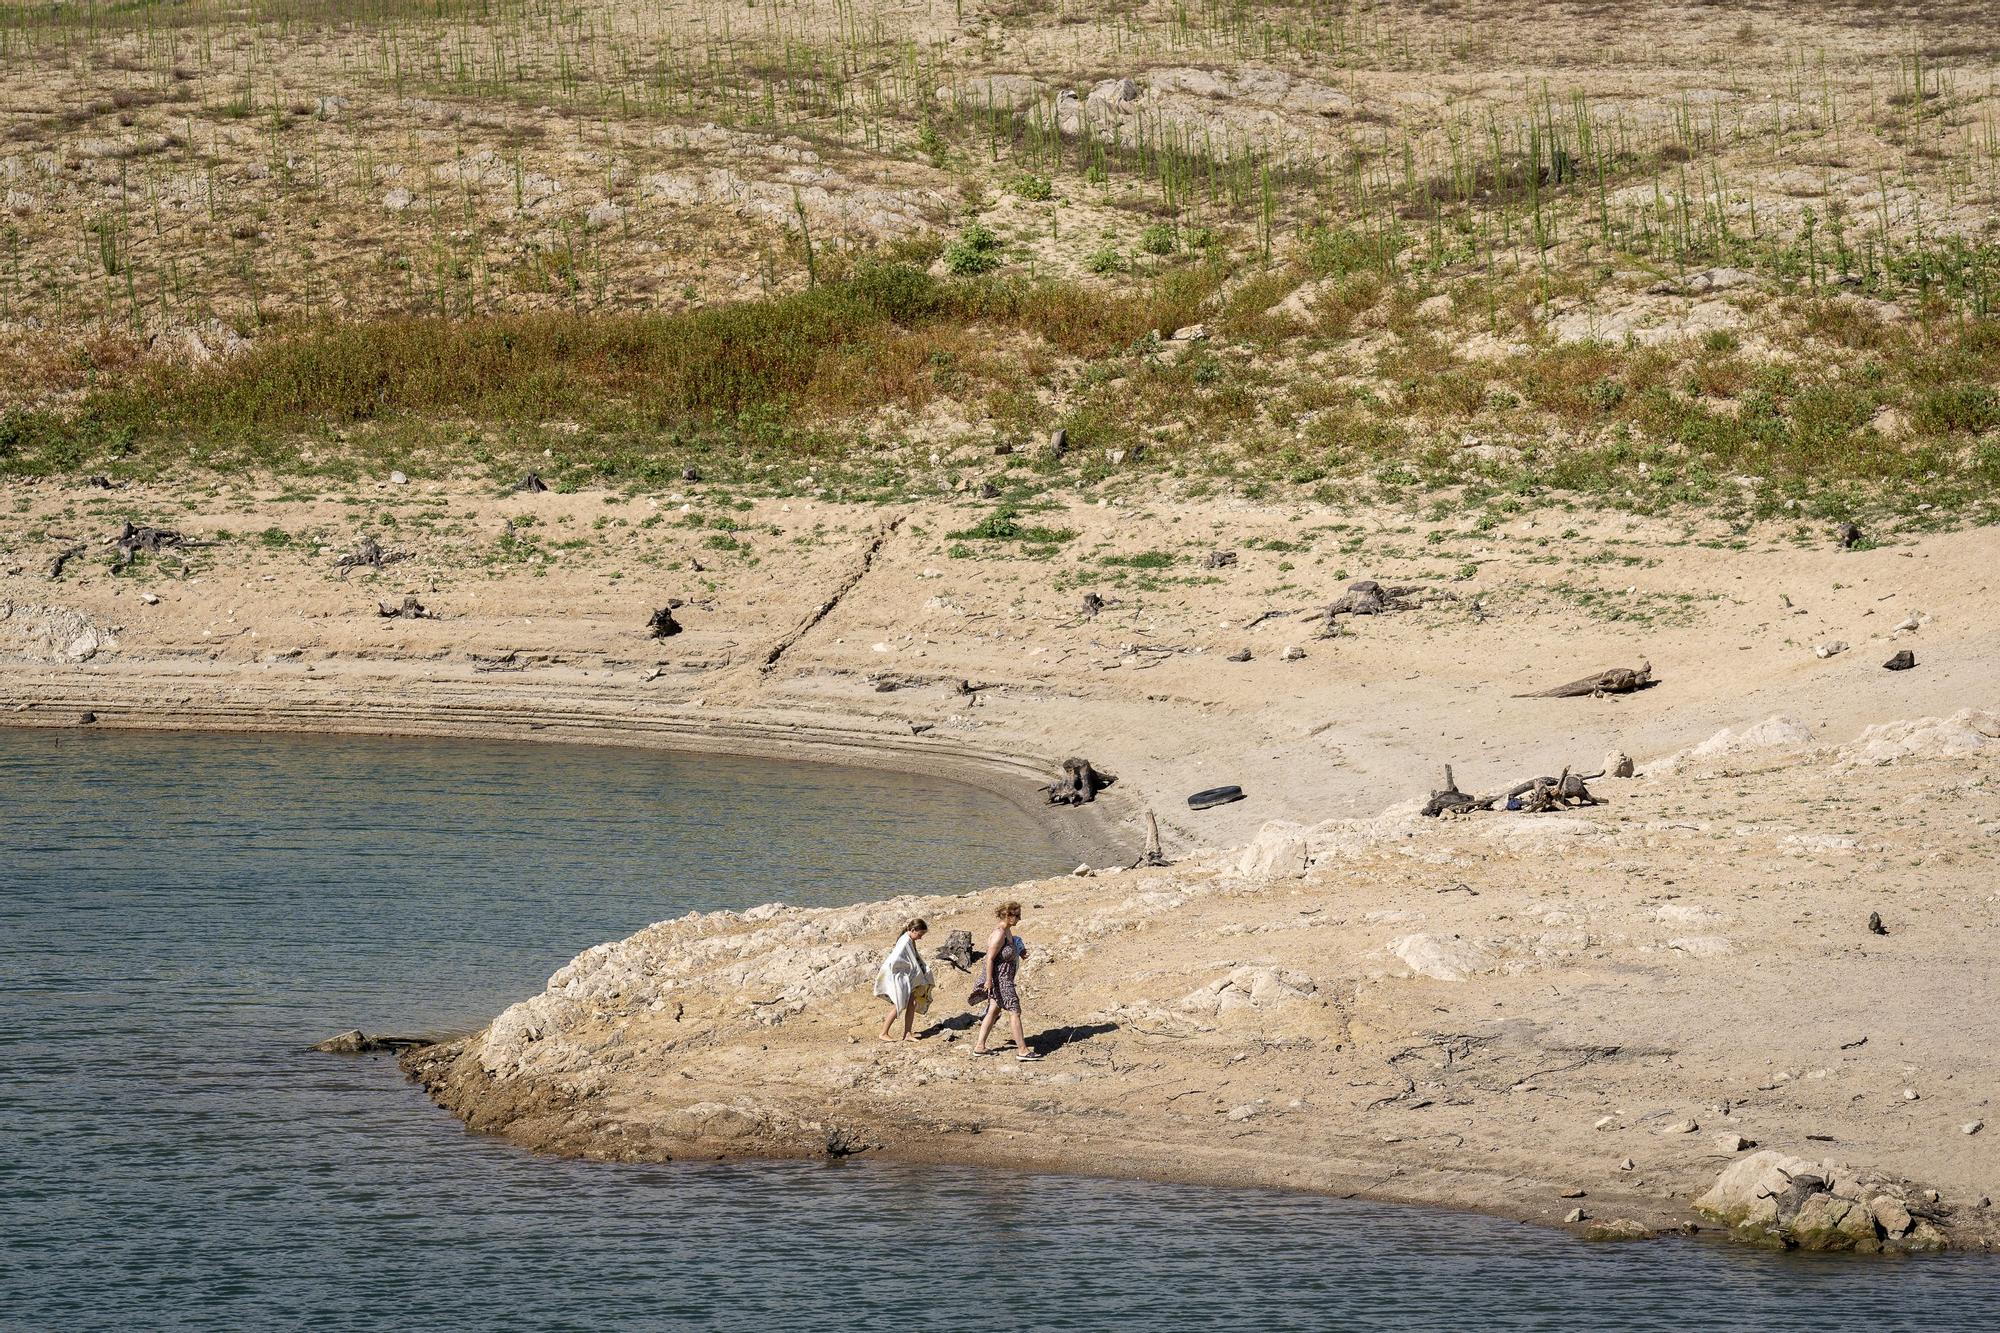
758;512;907;675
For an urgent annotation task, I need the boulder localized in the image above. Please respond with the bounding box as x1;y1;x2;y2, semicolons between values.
1694;1149;1944;1251
1235;821;1310;878
1388;933;1495;982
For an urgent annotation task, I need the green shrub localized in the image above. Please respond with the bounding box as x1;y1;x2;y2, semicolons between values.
1011;174;1053;202
1086;245;1125;275
943;224;1003;276
1139;223;1175;256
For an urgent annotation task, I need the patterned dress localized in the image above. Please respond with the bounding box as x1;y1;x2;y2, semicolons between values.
989;934;1022;1013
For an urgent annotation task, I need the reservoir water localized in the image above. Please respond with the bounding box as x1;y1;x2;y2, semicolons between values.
2;729;1993;1331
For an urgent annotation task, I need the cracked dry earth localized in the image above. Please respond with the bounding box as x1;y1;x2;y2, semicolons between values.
408;712;2000;1249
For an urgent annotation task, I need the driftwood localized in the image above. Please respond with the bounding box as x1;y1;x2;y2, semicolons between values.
1514;661;1653;699
1046;756;1114;806
335;536;411;578
648;604;683;638
1422;764;1603;818
111;521;186;571
46;545;85;579
934;929;976;972
1131;810;1168;868
310;1029;429;1054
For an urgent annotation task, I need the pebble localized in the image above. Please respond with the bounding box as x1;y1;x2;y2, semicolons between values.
389;470;409;485
1564;1208;1587;1224
1903;1088;1919;1101
1963;1121;1984;1135
1814;640;1848;659
1618;1158;1637;1171
1280;645;1305;661
1560;1188;1586;1199
139;591;160;605
1715;1133;1753;1152
1663;1119;1699;1134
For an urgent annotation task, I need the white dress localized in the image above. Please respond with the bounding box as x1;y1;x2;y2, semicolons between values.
873;932;931;1010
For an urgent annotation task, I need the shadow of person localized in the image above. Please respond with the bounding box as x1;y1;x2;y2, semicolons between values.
917;1012;979;1039
1028;1021;1118;1056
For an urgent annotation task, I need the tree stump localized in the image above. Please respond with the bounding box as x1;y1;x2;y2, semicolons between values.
1046;756;1113;806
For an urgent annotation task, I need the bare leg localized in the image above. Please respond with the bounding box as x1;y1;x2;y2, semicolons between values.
878;1000;901;1040
974;1001;1001;1051
901;1003;916;1040
1009;1008;1028;1053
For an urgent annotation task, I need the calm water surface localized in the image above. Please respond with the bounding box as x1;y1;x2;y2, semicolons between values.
1;729;1993;1331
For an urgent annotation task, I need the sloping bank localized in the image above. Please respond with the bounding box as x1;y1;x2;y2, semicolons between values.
405;710;2000;1253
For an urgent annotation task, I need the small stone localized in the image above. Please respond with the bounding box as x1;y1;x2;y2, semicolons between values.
1714;1133;1753;1152
1560;1188;1586;1199
1618;1157;1636;1171
1564;1207;1587;1224
389;470;409;485
1813;640;1848;659
78;710;97;725
140;591;160;605
1922;1188;1941;1204
1963;1120;1984;1135
1868;911;1888;936
1226;648;1252;663
1226;1103;1259;1122
1593;1116;1617;1130
1606;751;1635;778
1902;1088;1919;1101
1662;1119;1699;1134
1072;864;1091;876
1279;645;1305;661
1883;649;1916;671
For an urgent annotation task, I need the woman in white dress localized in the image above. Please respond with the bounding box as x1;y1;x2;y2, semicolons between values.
874;918;933;1042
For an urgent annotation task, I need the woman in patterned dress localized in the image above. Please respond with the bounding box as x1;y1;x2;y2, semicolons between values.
973;901;1036;1060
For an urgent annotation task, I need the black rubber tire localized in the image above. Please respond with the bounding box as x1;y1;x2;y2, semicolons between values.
1187;785;1245;810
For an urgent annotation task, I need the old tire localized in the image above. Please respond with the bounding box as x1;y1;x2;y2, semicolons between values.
1187;785;1245;810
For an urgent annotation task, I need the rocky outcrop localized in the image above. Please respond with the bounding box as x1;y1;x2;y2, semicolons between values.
1694;1150;1950;1252
1834;709;1999;768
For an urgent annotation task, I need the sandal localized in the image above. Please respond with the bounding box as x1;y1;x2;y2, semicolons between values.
1016;1051;1042;1062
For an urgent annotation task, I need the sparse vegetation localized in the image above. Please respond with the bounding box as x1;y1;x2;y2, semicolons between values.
0;0;1994;526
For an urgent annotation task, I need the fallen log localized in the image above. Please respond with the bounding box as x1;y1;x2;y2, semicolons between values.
1514;661;1653;699
1045;756;1114;806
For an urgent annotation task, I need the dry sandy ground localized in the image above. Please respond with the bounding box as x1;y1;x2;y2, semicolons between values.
3;476;1998;1248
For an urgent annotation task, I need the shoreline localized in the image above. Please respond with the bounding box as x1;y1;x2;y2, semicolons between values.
0;659;1134;868
7;483;2000;1255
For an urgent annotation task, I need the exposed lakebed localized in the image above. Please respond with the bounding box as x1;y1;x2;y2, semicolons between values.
2;729;1991;1330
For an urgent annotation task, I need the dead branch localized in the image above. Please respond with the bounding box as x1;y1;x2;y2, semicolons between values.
46;545;85;579
376;594;430;619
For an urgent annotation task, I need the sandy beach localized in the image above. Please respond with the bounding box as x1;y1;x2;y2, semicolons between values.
6;476;1997;1251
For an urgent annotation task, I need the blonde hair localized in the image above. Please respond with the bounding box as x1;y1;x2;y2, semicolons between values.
996;901;1022;920
902;917;928;935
